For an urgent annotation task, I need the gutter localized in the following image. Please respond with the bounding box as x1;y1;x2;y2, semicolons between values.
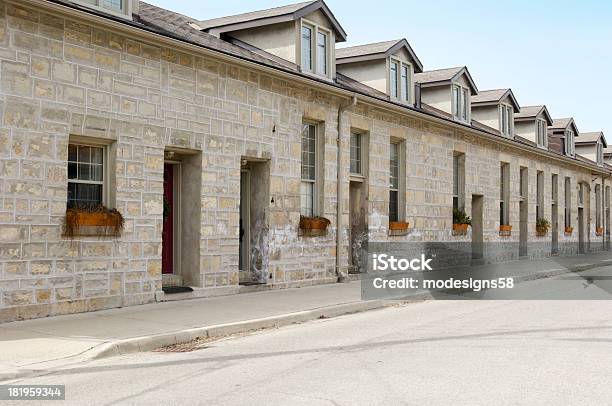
336;95;357;282
27;1;612;177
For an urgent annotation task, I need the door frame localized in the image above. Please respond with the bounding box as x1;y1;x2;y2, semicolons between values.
239;168;251;274
164;160;182;277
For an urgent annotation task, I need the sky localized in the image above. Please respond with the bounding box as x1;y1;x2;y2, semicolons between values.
144;0;612;141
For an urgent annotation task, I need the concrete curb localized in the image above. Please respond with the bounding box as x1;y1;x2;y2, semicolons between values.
87;299;403;360
2;260;609;382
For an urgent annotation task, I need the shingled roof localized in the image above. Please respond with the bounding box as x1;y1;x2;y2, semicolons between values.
471;88;520;111
198;0;347;41
415;66;478;93
577;131;607;147
515;105;553;125
336;38;423;72
550;117;579;134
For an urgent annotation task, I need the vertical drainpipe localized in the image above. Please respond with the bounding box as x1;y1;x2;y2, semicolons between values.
336;95;358;282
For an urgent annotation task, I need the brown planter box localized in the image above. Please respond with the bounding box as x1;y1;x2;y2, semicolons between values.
499;224;512;236
564;226;573;236
64;208;124;238
299;216;330;237
596;227;604;236
388;221;409;236
536;226;548;237
452;223;469;236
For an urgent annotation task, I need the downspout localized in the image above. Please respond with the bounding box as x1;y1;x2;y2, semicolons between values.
336;95;358;282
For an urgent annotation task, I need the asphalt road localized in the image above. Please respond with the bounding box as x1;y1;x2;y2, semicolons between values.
6;268;612;405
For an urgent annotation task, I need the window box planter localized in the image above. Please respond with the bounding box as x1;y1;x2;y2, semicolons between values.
64;206;125;238
499;224;512;236
564;226;573;236
452;223;469;236
389;221;409;236
596;227;604;236
299;216;330;237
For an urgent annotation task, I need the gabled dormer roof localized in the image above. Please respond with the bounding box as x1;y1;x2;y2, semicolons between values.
336;38;423;73
514;105;553;125
577;131;607;147
550;118;579;134
198;0;347;42
471;88;520;111
414;66;478;94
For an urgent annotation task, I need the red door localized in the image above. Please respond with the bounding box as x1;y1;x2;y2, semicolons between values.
162;164;174;274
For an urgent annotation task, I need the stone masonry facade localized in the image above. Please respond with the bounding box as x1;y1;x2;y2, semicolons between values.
0;1;609;322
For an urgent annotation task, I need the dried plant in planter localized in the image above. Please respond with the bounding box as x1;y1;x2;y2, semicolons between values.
64;205;125;238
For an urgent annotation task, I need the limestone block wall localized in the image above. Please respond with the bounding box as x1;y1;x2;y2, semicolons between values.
0;1;343;322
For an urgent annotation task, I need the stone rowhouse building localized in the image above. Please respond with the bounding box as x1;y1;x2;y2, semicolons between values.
0;0;610;322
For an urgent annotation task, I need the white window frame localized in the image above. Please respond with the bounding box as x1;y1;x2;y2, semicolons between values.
597;141;604;165
73;0;132;19
350;131;363;176
67;141;109;208
452;84;470;124
499;103;514;137
500;163;510;226
565;129;575;156
536;119;548;148
300;121;318;217
564;177;571;228
389;140;406;223
388;57;413;105
536;170;544;221
596;184;602;229
299;19;331;79
453;152;465;212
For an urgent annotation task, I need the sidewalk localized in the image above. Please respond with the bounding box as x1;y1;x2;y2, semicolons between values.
1;251;611;381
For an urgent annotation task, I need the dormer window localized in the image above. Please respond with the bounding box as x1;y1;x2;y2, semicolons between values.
300;20;330;78
536;119;547;148
452;84;470;123
388;58;412;104
75;0;130;17
565;130;575;156
500;104;513;137
597;141;604;165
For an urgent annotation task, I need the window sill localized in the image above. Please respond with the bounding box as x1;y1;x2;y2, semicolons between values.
349;174;365;182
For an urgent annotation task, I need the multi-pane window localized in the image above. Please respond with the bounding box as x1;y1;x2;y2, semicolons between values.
102;0;122;10
536;119;547;148
301;25;313;72
500;163;510;225
597;142;604;165
500;104;513;137
80;0;123;12
67;144;104;208
301;123;317;217
578;183;584;208
350;132;362;175
453;153;465;211
565;177;571;228
552;174;558;204
389;143;400;222
453;84;470;123
316;31;327;75
565;130;575;156
596;184;602;229
390;61;399;99
301;22;329;77
389;59;412;103
536;171;544;221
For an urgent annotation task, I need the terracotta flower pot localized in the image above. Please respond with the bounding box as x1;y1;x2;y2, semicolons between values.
389;221;409;231
596;227;604;236
536;226;548;237
564;226;573;235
